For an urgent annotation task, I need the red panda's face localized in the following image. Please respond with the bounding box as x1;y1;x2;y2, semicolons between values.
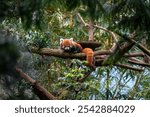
60;38;74;52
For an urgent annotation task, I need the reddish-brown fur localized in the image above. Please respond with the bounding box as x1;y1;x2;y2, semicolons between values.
60;38;94;66
82;48;94;66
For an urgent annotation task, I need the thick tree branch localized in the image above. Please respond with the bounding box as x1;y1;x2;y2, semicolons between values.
15;67;57;100
31;47;114;60
30;47;150;71
31;47;145;59
31;47;86;59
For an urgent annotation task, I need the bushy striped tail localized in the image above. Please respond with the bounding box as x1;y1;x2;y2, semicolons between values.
82;48;94;67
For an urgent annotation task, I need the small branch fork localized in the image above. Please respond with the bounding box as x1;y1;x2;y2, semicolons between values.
77;13;117;51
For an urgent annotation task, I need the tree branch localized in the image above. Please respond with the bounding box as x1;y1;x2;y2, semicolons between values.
30;47;150;71
88;20;95;41
124;52;145;57
128;59;150;67
77;13;117;41
15;67;57;100
77;13;117;51
117;32;150;56
31;47;86;59
114;64;144;72
95;59;144;71
102;42;135;65
77;13;89;27
128;77;140;99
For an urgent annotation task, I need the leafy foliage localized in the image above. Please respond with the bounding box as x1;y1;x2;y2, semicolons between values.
0;0;150;100
0;0;44;29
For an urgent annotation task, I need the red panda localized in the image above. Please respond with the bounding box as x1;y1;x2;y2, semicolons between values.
60;38;94;68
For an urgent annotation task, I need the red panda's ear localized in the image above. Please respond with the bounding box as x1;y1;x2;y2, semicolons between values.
70;38;73;42
60;38;64;43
